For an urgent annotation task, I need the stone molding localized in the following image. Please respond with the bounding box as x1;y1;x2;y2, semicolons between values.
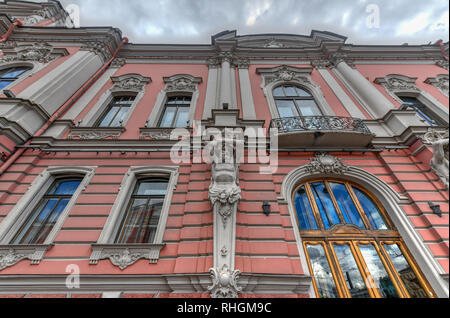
90;166;179;269
0;42;56;64
0;245;53;271
328;52;356;68
374;74;421;103
90;244;166;270
81;41;113;62
163;74;202;93
305;153;350;175
111;73;151;93
425;74;449;97
209;265;242;298
68;127;125;140
436;60;449;71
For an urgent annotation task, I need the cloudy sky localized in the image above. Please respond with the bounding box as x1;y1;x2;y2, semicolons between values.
52;0;449;45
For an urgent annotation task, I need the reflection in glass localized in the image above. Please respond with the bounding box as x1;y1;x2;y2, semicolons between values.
294;187;318;230
116;179;168;244
359;244;399;298
333;244;370;298
310;182;340;229
307;244;339;298
353;187;388;230
329;183;366;229
384;244;429;298
11;179;82;244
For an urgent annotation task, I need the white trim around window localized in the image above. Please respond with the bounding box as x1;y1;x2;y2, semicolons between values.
80;73;151;128
146;74;202;128
257;65;335;119
89;166;179;270
0;166;96;270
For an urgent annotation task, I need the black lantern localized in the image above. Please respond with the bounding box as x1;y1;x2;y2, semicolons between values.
429;202;442;217
263;201;271;216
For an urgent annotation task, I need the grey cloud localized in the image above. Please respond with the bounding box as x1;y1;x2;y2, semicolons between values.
51;0;449;45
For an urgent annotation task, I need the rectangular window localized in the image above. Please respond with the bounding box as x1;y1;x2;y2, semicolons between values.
96;96;135;127
115;179;169;244
159;96;191;128
10;178;82;245
399;97;443;127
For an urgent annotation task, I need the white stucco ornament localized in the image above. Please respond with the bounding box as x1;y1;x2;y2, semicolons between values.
209;265;242;298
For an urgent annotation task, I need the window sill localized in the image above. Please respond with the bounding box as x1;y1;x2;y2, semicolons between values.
68;127;126;140
89;243;166;270
0;244;54;271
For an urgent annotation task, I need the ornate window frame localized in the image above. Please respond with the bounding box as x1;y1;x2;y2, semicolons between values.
89;166;179;270
0;166;96;270
425;74;449;97
79;73;151;131
375;74;449;125
256;65;335;119
280;154;449;298
146;74;202;128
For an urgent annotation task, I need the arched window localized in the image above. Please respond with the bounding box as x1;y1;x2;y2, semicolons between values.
398;96;446;127
158;96;192;128
295;179;436;298
273;85;323;118
0;66;32;90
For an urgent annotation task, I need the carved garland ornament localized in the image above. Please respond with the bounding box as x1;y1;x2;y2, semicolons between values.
89;244;165;270
0;42;54;64
425;75;449;97
208;265;242;298
111;74;151;93
305;153;349;175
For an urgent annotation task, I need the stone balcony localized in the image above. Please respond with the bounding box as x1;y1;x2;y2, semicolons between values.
270;116;374;148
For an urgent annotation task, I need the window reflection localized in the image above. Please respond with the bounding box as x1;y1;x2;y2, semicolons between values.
329;182;366;229
359;244;399;298
310;182;340;229
353;187;388;230
333;244;371;298
384;244;429;298
294;186;317;230
307;244;339;298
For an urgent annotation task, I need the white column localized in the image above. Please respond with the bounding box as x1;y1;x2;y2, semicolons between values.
316;67;366;119
333;60;394;119
220;57;233;108
238;64;257;120
202;65;220;119
17;50;104;116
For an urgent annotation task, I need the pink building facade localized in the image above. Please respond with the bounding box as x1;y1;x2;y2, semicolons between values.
0;1;448;299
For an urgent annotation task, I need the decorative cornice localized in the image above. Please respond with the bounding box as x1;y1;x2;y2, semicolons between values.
0;42;55;64
328;52;356;68
436;60;449;71
257;65;315;86
140;128;182;140
305;153;349;175
374;74;420;102
425;74;449;97
90;244;166;270
110;58;126;68
81;41;113;62
163;74;202;93
68;128;125;140
311;59;331;69
0;245;54;271
111;73;151;93
209;265;242;298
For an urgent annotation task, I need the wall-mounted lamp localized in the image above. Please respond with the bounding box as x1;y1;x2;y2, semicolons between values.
263;201;271;216
429;202;442;217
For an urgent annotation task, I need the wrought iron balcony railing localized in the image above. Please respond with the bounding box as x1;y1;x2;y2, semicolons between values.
270;116;372;135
